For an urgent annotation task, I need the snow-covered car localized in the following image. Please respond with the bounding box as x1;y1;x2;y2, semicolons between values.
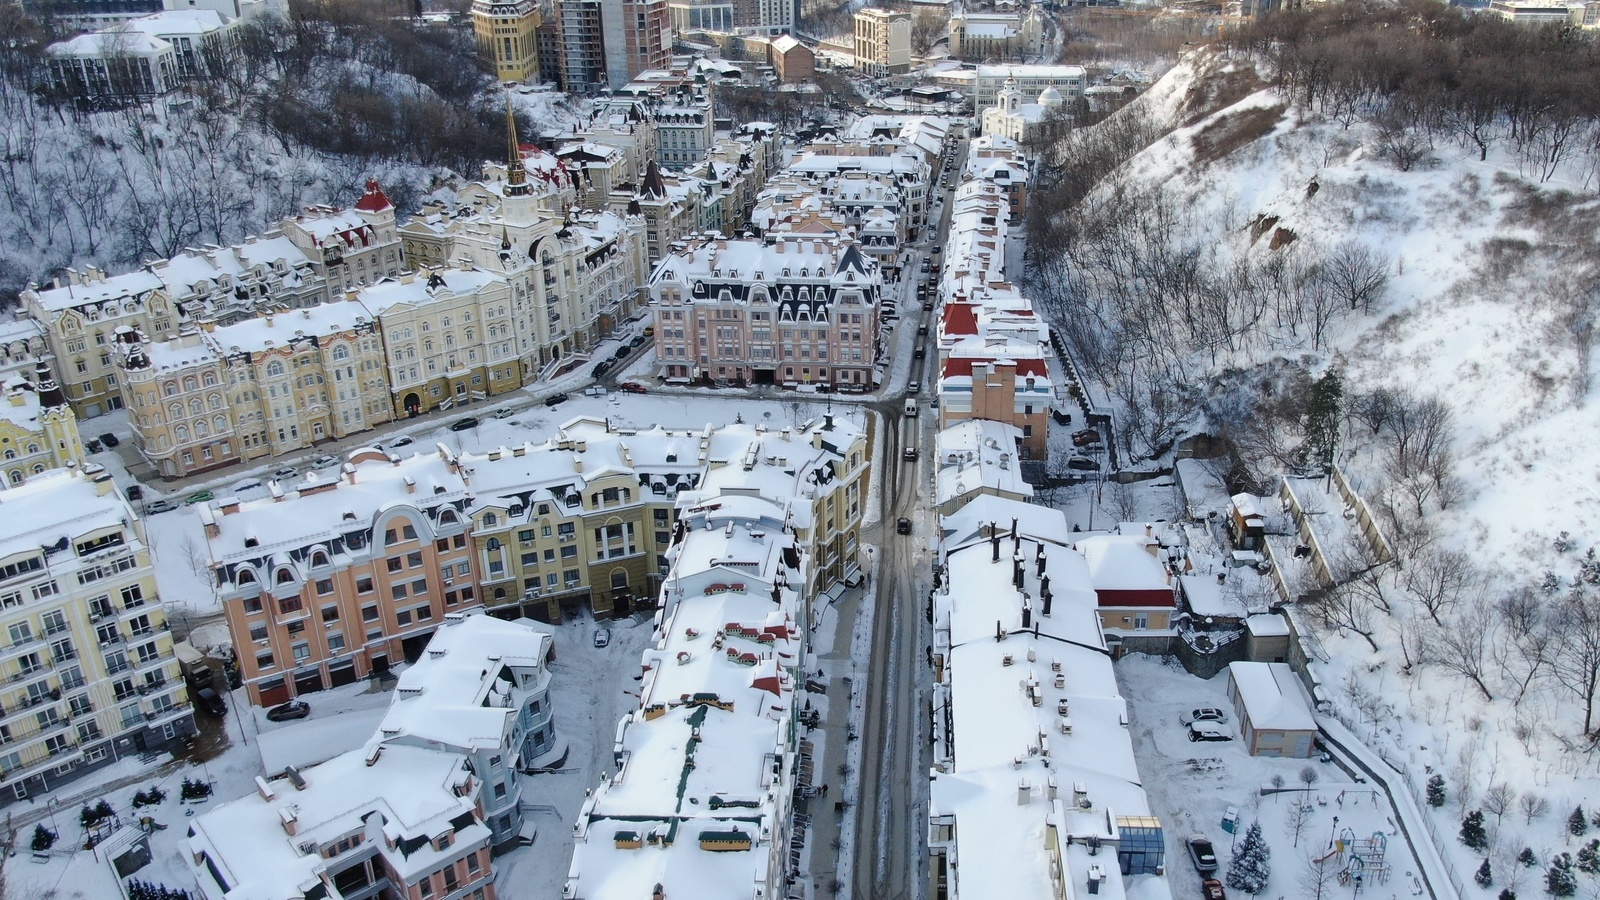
1202;878;1227;899
310;454;340;469
490;406;515;419
272;467;299;481
1187;835;1219;873
593;628;611;649
1179;707;1229;725
145;499;180;515
389;435;415;448
1071;429;1101;447
1187;722;1232;742
1066;456;1100;472
266;700;310;722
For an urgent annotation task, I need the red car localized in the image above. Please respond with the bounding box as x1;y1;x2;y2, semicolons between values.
1071;429;1101;447
620;382;648;394
1202;879;1227;899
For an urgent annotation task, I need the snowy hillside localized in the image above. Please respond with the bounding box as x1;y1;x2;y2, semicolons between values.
1034;34;1600;895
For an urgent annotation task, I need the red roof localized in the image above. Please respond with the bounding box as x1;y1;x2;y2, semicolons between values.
354;179;392;213
941;357;1048;379
942;303;979;335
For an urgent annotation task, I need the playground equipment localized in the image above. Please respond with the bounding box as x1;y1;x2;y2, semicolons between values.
1330;829;1392;894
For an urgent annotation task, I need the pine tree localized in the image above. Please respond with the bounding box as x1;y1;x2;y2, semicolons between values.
1303;370;1343;475
1570;805;1589;837
1460;809;1488;851
1225;821;1272;894
1520;847;1539;868
1546;853;1577;897
1426;773;1446;808
30;824;55;852
1476;857;1493;887
1576;839;1600;875
1498;890;1516;900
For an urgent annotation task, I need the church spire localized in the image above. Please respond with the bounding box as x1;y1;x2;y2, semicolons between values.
505;96;532;198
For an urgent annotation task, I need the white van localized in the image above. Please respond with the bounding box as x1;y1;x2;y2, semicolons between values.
904;400;918;417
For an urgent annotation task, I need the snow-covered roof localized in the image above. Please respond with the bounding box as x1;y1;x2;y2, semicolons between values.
942;494;1073;550
1075;534;1169;593
28;269;165;313
936;419;1034;506
0;467;133;564
354;268;507;316
1227;661;1316;731
375;612;552;753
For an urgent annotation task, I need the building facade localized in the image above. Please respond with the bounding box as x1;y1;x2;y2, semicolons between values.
651;234;882;390
0;466;194;803
22;267;177;419
0;363;87;487
853;7;910;77
473;0;542;82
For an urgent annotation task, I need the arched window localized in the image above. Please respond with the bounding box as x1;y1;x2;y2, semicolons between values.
486;537;501;551
214;415;227;433
310;549;330;568
164;382;177;397
237;569;256;585
266;361;285;378
169;403;182;420
176;425;189;442
203;371;217;386
209;394;222;410
189;399;203;416
196;421;208;437
275;568;294;585
2;450;13;460
31;464;42;474
25;444;38;455
8;471;21;484
438;509;458;525
183;376;197;391
333;345;350;361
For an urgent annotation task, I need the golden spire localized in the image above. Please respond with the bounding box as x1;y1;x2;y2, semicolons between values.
506;95;529;193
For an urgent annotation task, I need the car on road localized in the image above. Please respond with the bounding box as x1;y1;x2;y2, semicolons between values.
145;498;179;515
272;467;299;481
449;417;479;432
908;380;921;394
184;490;214;506
388;435;414;448
630;335;648;349
98;433;120;448
125;485;143;501
490;406;515;419
592;360;613;378
1187;722;1233;743
85;439;103;453
903;447;918;462
545;392;569;407
1202;878;1227;899
1187;836;1219;873
1179;707;1229;725
1066;456;1100;472
230;479;263;494
1071;429;1101;447
194;687;227;717
310;455;341;470
266;700;310;722
896;517;912;535
913;347;925;359
917;324;928;336
593;628;611;649
620;381;648;394
1052;409;1073;426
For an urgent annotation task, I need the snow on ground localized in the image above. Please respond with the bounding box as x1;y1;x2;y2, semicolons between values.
1117;654;1428;900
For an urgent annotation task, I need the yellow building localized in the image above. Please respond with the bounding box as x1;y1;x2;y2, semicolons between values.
0;466;193;801
0;362;85;487
474;0;541;82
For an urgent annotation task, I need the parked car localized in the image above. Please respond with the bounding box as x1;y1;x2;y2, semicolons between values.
1187;722;1232;743
903;447;918;462
1202;878;1227;899
913;347;926;359
630;335;648;349
612;346;630;362
545;392;569;407
389;435;415;448
266;700;310;722
311;454;341;470
145;499;179;515
194;687;227;717
896;517;912;535
183;490;214;506
592;360;613;378
1066;456;1100;472
98;433;120;448
1179;707;1229;725
271;467;299;481
1187;836;1219;873
620;381;648;394
449;417;479;432
490;406;515;419
230;479;263;494
125;485;143;501
1071;429;1101;447
85;439;103;453
1052;409;1073;426
593;628;612;649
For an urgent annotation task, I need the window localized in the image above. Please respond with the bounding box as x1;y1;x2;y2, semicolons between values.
250;624;268;641
316;579;333;595
387;558;403;574
357;576;374;594
257;650;275;670
406;551;423;569
362;605;379;621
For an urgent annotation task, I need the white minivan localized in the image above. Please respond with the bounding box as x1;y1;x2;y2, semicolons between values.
904;400;919;416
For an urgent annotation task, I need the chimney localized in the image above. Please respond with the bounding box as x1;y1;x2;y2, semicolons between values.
1021;601;1031;630
1042;586;1053;617
264;314;274;327
1145;522;1153;536
1016;778;1030;806
990;523;999;562
279;806;298;836
403;477;416;494
1035;548;1046;577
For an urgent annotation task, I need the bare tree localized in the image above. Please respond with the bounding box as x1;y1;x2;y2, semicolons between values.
1299;849;1339;900
1321;240;1390;313
1520;793;1551;825
1483;782;1516;828
1403;548;1481;626
1548;586;1600;737
1314;580;1381;652
1423;591;1499;701
1288;800;1315;847
1494;585;1554;705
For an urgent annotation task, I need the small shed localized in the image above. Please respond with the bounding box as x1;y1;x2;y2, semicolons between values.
1226;661;1316;758
1228;493;1267;551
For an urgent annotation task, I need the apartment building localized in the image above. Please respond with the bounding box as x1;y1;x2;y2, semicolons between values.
613;161;706;266
356;267;521;417
852;7;910;77
277;181;406;294
0;319;49;386
118;301;394;478
555;0;669;92
22;267;178;418
578;95;657;186
0;363;87;487
202;446;478;707
473;0;542;81
651;234;882;390
655;100;715;170
377;611;564;848
947;8;1045;61
145;235;327;328
785;146;930;233
0;466;193;803
187;744;496;900
45;8;239;100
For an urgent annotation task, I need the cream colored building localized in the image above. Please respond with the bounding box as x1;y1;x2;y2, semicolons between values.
948;9;1044;61
277;181;405;294
981;76;1070;145
0;363;86;487
473;0;541;82
853;8;911;77
117;301;393;478
0;466;193;802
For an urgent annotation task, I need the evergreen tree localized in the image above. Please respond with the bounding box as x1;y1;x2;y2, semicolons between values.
1225;821;1272;894
1499;890;1516;900
30;824;55;852
1303;370;1344;474
1576;839;1600;875
1570;805;1589;837
1476;857;1493;887
1520;847;1539;868
1546;853;1577;897
1426;773;1447;808
1460;809;1489;851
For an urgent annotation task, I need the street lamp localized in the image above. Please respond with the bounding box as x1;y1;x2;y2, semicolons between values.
1329;814;1339;851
